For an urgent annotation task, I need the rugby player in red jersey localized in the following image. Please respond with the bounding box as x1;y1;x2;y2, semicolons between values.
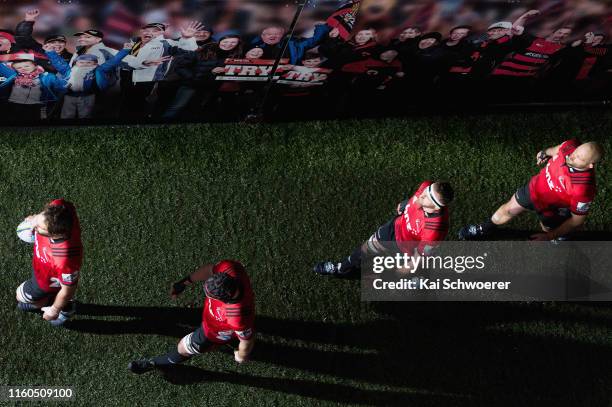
128;260;255;373
314;181;454;276
15;199;82;327
459;139;604;241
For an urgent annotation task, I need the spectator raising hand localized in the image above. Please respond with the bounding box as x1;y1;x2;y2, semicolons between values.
24;9;40;22
180;21;206;38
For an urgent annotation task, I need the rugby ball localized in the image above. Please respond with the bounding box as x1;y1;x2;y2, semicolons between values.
16;220;35;244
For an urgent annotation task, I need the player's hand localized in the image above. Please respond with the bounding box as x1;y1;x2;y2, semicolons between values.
536;150;550;166
530;232;552;241
525;9;540;17
396;202;403;214
123;42;135;50
170;282;186;299
25;9;40;22
41;306;60;321
42;43;55;52
234;350;249;364
329;27;340;38
212;67;225;74
170;275;192;299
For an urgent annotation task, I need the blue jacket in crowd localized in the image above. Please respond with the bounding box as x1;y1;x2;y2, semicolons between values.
0;62;67;103
46;48;130;95
250;24;330;65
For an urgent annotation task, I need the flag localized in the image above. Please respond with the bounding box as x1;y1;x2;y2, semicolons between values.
326;1;361;40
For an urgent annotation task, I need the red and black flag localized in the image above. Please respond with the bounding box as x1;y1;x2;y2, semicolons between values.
326;0;361;41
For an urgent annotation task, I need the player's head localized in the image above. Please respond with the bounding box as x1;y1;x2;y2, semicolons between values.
567;142;604;170
418;182;454;212
547;26;572;43
37;202;74;238
204;273;240;303
398;26;421;41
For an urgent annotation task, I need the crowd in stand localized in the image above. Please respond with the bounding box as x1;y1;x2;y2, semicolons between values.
0;1;610;122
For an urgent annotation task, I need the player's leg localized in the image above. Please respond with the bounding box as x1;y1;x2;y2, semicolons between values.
314;219;394;276
492;195;527;225
538;208;574;240
459;185;531;240
16;278;50;312
128;327;216;374
47;299;78;327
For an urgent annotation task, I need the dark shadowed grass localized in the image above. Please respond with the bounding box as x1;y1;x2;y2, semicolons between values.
0;111;610;406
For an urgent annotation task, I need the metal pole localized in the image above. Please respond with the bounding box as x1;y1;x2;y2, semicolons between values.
246;0;309;122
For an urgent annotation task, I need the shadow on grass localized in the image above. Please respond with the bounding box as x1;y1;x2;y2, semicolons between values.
65;303;201;337
156;364;467;406
65;302;612;405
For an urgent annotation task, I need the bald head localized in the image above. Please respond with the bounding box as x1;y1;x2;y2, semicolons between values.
569;142;604;169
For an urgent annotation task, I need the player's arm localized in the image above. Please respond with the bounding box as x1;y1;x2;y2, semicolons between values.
536;143;563;165
234;336;255;363
170;264;214;298
396;198;408;214
42;283;77;321
531;213;586;240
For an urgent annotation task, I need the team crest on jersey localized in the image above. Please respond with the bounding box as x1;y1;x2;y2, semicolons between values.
576;202;591;213
61;271;79;283
216;330;233;341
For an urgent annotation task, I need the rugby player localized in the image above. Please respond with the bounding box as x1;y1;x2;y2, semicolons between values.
459;139;603;241
128;260;255;373
314;181;454;276
15;199;82;327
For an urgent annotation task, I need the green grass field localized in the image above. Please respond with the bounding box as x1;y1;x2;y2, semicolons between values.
0;111;611;406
